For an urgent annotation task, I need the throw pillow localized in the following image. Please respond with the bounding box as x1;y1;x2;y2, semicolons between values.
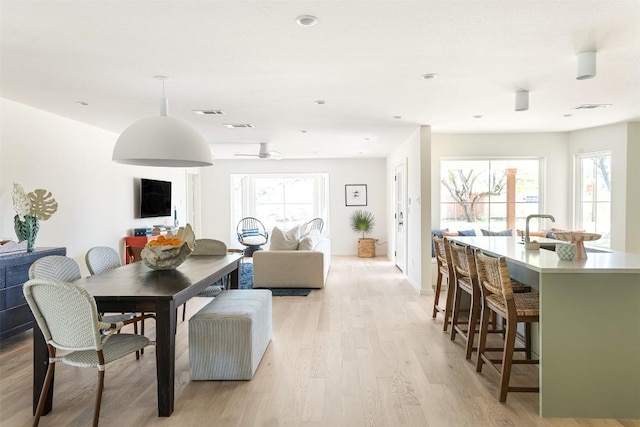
298;229;321;251
431;228;449;257
458;229;476;236
481;229;513;236
269;225;301;250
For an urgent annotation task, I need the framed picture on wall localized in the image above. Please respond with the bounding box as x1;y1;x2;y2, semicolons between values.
345;184;367;206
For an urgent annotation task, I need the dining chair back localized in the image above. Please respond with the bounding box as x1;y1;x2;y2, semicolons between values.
179;238;228;321
29;255;82;282
85;246;121;275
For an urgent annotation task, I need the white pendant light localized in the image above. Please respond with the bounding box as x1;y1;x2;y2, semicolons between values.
576;51;596;80
112;77;213;167
515;90;529;111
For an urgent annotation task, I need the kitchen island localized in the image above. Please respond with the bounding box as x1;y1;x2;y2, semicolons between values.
448;236;640;419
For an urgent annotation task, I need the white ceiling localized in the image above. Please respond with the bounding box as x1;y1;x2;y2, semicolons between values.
2;1;639;160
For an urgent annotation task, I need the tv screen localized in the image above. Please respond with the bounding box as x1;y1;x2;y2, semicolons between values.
140;178;172;218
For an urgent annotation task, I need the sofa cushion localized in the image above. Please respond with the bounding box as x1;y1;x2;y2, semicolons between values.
481;229;513;236
269;225;300;250
298;229;321;250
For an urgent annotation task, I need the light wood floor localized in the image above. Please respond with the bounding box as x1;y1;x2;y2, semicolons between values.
1;256;637;427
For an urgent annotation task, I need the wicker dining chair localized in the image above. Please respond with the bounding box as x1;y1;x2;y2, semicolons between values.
24;278;153;427
432;235;455;331
179;238;227;321
31;255;142;358
85;246;121;275
474;250;540;402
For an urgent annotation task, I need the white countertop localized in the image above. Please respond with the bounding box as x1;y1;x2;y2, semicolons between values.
448;236;640;274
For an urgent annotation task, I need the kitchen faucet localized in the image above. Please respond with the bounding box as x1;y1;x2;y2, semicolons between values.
525;214;556;243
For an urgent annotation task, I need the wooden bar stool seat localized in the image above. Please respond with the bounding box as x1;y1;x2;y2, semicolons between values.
474;250;540;403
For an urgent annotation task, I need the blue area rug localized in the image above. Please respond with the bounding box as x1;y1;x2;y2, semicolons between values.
239;262;311;296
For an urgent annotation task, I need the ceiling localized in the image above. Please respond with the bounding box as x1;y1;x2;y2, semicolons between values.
2;1;639;160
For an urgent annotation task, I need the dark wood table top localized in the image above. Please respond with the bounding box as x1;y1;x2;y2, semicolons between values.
76;253;243;304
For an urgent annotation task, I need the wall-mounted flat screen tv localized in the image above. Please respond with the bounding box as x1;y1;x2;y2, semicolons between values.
140;178;172;218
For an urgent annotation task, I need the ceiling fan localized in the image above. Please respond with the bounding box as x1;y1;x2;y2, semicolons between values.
234;143;283;160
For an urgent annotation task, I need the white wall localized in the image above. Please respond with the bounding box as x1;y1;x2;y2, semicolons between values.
431;132;571;230
198;158;387;256
386;127;423;291
1;98;189;275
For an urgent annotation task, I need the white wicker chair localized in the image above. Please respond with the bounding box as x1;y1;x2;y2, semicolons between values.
30;255;141;357
179;239;227;321
24;278;153;427
85;246;121;275
307;217;324;232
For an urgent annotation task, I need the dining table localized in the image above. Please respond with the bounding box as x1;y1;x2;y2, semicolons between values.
31;252;244;417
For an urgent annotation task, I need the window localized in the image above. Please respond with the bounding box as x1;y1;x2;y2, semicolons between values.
440;159;542;232
576;152;611;248
231;173;329;233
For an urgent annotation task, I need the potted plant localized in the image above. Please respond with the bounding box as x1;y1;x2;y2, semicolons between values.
350;209;376;258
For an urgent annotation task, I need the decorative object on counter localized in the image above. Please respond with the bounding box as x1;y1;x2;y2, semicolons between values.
556;243;576;261
350;209;375;257
141;223;195;270
0;240;28;256
553;232;601;260
12;183;58;252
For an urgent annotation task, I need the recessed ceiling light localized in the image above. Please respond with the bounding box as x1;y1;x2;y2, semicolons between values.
563;114;573;117
392;115;402;120
301;130;308;133
314;100;326;105
422;73;438;80
473;114;483;119
296;15;319;26
574;104;612;110
363;137;370;141
222;123;255;128
192;110;225;115
75;101;89;106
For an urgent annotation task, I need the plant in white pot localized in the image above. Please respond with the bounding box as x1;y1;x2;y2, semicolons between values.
350;209;376;258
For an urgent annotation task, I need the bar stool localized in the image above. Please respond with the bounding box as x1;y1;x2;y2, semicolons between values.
449;242;533;360
474;250;540;402
432;235;455;331
449;241;482;359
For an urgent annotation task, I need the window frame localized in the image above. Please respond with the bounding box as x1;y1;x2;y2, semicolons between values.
574;150;611;248
230;173;329;239
438;157;545;232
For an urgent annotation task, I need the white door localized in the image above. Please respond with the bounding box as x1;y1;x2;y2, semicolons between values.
394;162;407;273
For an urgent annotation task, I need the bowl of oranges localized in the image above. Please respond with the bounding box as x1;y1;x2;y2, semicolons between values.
141;224;196;270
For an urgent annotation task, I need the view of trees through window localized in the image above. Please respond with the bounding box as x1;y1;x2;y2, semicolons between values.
440;159;541;232
231;173;328;233
577;152;611;248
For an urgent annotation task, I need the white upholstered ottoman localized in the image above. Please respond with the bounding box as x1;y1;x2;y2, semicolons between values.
189;289;272;380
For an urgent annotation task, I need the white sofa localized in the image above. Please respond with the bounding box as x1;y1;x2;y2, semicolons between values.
252;237;331;289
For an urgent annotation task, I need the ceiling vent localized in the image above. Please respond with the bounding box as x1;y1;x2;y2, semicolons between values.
574;104;612;110
192;110;225;115
222;123;255;128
